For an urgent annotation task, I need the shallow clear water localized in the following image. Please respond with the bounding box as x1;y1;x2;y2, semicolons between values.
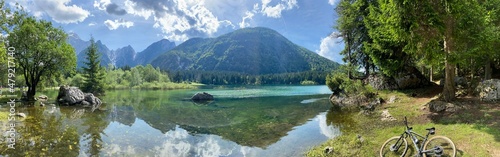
0;85;356;157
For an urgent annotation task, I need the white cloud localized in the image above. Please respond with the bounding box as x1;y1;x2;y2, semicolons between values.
104;19;134;30
124;0;232;42
328;0;339;5
33;0;90;24
94;0;111;10
257;0;298;18
316;35;344;63
123;0;154;19
88;22;97;26
239;11;254;28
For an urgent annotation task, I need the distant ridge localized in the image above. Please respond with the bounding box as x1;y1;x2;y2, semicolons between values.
151;27;340;74
67;35;176;68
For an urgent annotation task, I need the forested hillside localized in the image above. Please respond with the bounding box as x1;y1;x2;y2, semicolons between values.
151;27;339;75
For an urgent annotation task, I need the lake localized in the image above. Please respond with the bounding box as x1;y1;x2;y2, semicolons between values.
0;85;357;157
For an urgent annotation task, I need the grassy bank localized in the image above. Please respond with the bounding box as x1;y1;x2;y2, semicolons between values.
307;86;500;156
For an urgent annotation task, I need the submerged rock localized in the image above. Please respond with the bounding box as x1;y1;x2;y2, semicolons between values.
191;92;214;101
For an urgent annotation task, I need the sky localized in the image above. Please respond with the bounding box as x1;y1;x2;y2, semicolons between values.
5;0;344;63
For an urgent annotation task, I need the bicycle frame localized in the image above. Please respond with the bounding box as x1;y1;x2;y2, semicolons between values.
394;117;436;156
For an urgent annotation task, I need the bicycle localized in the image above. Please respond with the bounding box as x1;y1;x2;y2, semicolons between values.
380;117;456;157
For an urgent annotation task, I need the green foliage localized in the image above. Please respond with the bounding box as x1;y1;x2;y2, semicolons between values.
72;64;192;90
7;13;76;100
300;80;318;85
326;66;375;97
82;37;106;95
0;41;6;86
335;0;375;75
69;73;85;87
363;0;414;76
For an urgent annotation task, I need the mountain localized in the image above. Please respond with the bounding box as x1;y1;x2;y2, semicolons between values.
151;27;339;74
67;33;90;55
76;40;113;68
112;45;136;68
68;34;175;68
133;39;176;66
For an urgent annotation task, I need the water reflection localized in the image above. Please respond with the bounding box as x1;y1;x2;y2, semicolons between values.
0;86;357;156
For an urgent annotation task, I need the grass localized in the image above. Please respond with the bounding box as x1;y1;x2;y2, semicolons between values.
307;86;500;157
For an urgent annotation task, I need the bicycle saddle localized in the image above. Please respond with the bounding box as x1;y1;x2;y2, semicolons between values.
426;127;435;135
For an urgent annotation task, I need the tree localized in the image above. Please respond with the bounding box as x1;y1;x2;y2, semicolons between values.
399;0;490;101
364;0;416;77
0;41;6;86
7;15;76;101
335;0;375;78
82;37;105;95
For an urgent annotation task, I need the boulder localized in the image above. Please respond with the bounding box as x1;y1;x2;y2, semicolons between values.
427;100;447;112
365;71;430;90
57;85;85;104
191;92;214;101
365;74;398;90
476;79;500;101
57;85;102;112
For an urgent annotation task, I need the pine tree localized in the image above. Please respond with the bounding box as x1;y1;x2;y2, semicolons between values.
82;37;105;95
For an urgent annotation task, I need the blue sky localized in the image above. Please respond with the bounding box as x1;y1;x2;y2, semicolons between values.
6;0;344;63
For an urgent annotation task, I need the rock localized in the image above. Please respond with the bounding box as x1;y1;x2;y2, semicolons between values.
446;103;457;112
84;93;102;106
38;95;48;100
324;146;334;154
455;77;468;89
396;74;423;89
84;93;102;112
57;85;102;112
57;85;85;104
15;113;27;118
440;77;469;88
388;96;398;104
365;74;398;90
191;92;214;101
365;69;431;90
427;100;447;112
476;79;500;101
381;109;396;121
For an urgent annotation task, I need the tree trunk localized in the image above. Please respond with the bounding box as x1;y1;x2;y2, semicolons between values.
441;15;456;102
442;34;455;101
346;33;352;79
485;59;492;80
27;84;36;101
442;60;456;101
430;66;433;82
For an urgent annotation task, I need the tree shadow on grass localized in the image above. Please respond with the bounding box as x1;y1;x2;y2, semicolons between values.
426;97;500;143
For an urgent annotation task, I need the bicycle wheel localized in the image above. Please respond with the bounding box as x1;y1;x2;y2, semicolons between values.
380;136;408;157
423;136;456;157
